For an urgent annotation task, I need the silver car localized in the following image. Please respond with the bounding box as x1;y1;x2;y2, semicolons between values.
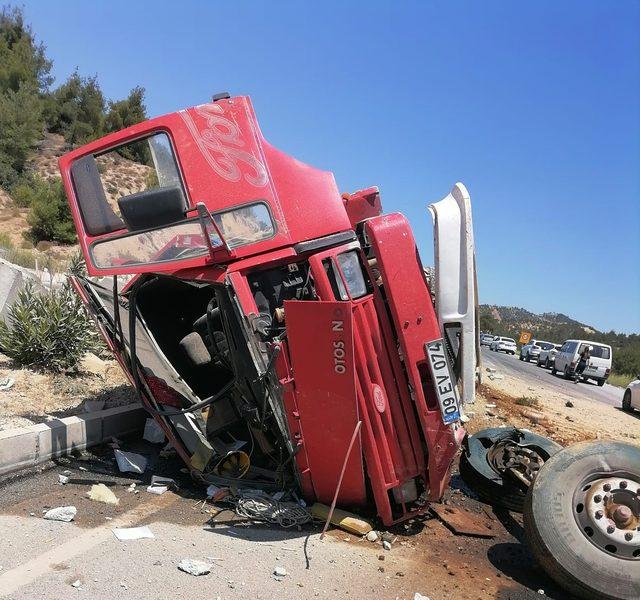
537;344;562;368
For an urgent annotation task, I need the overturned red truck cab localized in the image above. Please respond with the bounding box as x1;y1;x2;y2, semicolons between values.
58;94;477;525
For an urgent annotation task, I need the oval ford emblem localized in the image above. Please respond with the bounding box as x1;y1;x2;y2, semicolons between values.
372;384;386;413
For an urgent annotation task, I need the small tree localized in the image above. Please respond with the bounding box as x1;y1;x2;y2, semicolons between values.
0;83;43;187
0;281;97;371
26;176;76;244
45;72;105;144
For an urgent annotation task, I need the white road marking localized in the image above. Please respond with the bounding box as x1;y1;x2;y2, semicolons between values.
0;493;177;597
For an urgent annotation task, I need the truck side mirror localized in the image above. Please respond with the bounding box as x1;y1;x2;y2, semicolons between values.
118;186;187;231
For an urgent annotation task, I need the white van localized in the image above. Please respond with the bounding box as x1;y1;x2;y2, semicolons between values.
552;340;612;386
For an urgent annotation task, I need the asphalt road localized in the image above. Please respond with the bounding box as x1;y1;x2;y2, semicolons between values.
480;346;624;407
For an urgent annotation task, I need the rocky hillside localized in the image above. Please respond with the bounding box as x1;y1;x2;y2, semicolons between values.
481;305;596;335
0;132;150;269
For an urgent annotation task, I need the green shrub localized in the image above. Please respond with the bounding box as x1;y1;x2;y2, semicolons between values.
25;176;76;244
0;231;13;249
0;281;97;371
515;396;540;408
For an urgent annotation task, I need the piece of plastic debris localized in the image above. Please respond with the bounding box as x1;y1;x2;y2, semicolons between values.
485;403;496;408
414;594;430;600
43;506;77;522
273;566;288;577
382;540;392;550
112;526;155;541
114;449;147;474
126;483;137;493
178;558;212;576
143;418;165;443
71;580;82;588
147;475;177;495
0;377;14;391
537;590;545;596
87;483;119;505
78;466;88;471
58;474;69;485
366;530;379;542
485;367;496;373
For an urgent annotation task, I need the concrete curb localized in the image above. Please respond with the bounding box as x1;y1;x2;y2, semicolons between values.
0;404;146;476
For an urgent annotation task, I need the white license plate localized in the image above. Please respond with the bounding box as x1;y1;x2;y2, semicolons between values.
424;339;461;425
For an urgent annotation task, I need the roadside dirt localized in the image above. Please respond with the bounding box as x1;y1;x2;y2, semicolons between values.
0;352;135;431
472;377;640;448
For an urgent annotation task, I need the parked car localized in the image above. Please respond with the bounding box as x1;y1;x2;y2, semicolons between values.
622;377;640;413
552;339;612;386
520;340;554;362
480;334;495;347
537;344;562;368
490;336;517;354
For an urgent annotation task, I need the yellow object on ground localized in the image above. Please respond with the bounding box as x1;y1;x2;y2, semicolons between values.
310;502;372;535
87;483;120;505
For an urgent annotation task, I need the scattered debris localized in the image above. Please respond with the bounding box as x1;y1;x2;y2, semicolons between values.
565;400;574;408
487;373;504;380
485;367;496;373
43;506;77;522
273;566;288;578
143;418;165;444
206;484;227;500
178;559;212;576
366;530;379;542
430;505;495;538
87;483;119;505
70;580;82;588
147;475;177;495
58;474;69;485
0;377;15;391
126;483;138;494
235;493;311;528
310;503;372;535
114;449;147;474
112;526;155;541
485;403;497;408
382;540;392;551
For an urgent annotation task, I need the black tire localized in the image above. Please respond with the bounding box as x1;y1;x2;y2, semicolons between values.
519;353;524;361
459;427;562;513
551;364;557;375
524;442;640;600
545;358;550;369
564;365;572;380
622;390;632;411
597;378;605;387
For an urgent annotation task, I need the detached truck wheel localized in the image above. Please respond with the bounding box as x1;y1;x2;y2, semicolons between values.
460;427;562;512
524;441;640;600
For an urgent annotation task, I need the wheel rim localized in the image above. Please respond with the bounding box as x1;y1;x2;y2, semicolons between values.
572;474;640;560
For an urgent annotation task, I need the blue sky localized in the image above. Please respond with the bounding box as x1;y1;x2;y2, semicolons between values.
23;0;640;333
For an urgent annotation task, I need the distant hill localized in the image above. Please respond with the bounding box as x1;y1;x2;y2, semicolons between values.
481;305;596;336
479;304;639;376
